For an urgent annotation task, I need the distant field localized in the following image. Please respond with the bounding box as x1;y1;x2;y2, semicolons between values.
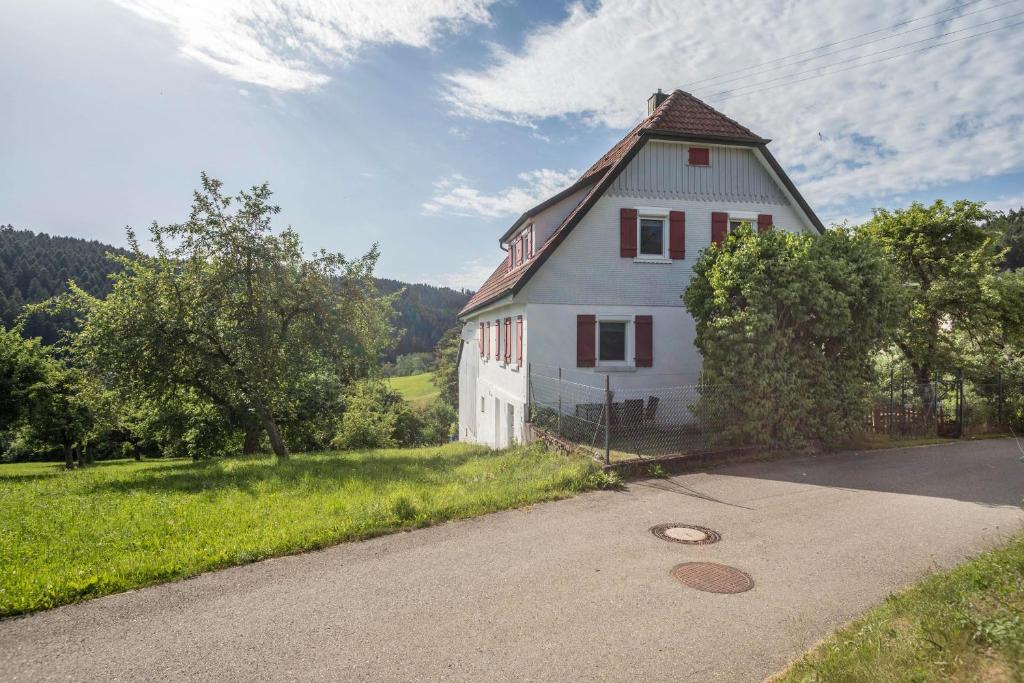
0;444;597;617
387;371;439;405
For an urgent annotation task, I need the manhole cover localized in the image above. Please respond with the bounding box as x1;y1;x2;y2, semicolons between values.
670;562;754;594
650;523;721;545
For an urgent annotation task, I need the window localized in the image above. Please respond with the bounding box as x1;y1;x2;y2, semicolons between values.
688;147;710;166
639;218;665;256
727;213;757;233
481;397;485;413
598;321;627;362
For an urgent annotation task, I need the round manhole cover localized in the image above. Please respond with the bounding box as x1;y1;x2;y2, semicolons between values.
670;562;754;594
650;523;721;545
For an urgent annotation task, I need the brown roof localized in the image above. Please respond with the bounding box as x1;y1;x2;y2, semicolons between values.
460;91;779;316
580;90;766;181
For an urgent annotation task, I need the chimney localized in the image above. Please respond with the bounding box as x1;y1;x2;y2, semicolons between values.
647;89;669;115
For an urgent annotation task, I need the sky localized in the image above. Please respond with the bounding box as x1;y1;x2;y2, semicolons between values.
2;0;1023;290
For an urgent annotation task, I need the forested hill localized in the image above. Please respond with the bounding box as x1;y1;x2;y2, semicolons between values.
0;226;471;357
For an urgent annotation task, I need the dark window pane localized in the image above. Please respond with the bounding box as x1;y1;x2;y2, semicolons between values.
599;322;626;361
639;218;663;255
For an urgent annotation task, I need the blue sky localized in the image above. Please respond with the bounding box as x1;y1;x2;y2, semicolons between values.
2;0;1022;289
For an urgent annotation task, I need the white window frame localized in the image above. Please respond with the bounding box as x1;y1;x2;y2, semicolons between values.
634;207;671;263
595;315;633;368
726;210;758;234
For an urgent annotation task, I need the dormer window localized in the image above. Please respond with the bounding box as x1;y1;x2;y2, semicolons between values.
688;147;710;166
507;225;534;271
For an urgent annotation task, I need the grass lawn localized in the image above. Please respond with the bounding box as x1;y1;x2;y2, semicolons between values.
387;371;439;406
0;443;598;618
776;533;1024;682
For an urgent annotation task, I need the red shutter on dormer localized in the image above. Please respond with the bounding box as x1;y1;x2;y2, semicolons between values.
669;211;685;259
516;315;523;368
527;230;533;257
757;214;773;234
494;319;501;360
478;323;484;356
576;314;596;367
635;315;653;367
503;318;511;364
620;208;638;257
485;321;490;358
688;147;710;165
711;212;728;246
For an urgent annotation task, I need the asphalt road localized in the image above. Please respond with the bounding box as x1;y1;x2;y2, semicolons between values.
3;439;1023;682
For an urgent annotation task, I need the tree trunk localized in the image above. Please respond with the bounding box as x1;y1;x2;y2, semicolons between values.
83;443;94;465
258;408;288;461
243;426;261;454
73;445;84;468
63;444;74;469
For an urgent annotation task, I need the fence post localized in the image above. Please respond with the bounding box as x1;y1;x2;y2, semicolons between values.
604;374;611;467
997;373;1004;427
889;368;894;437
900;372;906;434
957;369;965;437
557;367;562;437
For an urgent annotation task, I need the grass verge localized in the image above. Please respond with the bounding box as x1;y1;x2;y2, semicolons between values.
775;533;1024;682
0;442;598;618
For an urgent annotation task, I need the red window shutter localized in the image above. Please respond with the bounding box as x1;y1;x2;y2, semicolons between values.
669;211;685;259
478;323;484;356
485;321;490;358
576;314;596;368
516;315;523;368
619;208;637;257
527;230;533;257
515;241;522;265
635;315;653;367
688;147;709;165
711;212;728;246
504;318;512;364
495;319;501;360
757;214;773;234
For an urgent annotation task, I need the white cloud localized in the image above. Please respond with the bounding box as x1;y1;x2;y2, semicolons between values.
423;168;579;218
114;0;495;91
419;258;494;290
443;0;1024;212
987;194;1024;212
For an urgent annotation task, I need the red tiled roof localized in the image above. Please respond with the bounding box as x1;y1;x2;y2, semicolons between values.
580;90;765;181
460;91;770;316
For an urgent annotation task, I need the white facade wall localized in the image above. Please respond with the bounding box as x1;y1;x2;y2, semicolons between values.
458;301;528;447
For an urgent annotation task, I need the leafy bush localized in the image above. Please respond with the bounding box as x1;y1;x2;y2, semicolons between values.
415;400;456;445
333;380;422;450
683;225;902;447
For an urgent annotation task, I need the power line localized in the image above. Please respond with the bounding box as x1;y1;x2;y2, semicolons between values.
687;0;1020;92
682;0;996;88
697;13;1024;102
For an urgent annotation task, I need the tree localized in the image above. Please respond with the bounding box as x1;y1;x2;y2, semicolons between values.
332;380;422;450
861;200;1005;407
69;174;395;461
683;225;901;446
989;207;1024;271
0;324;48;434
432;326;461;409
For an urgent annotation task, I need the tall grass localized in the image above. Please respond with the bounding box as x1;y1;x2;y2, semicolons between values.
0;443;597;617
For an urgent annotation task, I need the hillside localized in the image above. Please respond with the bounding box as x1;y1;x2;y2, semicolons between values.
0;226;470;357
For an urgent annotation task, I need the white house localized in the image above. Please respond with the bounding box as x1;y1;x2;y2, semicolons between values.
456;90;824;448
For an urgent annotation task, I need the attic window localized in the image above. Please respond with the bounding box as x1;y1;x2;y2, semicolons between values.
688;147;710;166
509;225;534;269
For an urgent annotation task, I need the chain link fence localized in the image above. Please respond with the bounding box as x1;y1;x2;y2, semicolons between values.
527;364;740;465
528;364;1024;466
